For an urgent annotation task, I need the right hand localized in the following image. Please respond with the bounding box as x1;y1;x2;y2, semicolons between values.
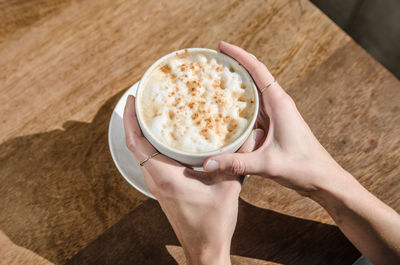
206;42;400;265
204;41;346;196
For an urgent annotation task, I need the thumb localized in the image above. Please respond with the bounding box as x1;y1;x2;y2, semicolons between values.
203;129;264;175
203;152;262;175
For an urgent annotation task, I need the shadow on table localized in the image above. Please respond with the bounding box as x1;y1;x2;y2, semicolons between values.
0;90;359;264
65;198;360;265
0;89;150;264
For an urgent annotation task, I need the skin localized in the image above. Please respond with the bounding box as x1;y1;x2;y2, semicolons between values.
124;94;264;265
124;41;400;265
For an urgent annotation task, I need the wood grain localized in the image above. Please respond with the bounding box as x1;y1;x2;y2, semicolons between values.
0;231;53;265
0;0;399;264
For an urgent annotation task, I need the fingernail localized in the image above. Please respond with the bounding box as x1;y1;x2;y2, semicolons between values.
220;40;231;47
205;160;219;172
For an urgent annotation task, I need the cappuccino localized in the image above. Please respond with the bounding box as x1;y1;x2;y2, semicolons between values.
137;49;256;153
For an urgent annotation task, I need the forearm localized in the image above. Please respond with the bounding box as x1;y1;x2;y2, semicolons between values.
311;169;400;265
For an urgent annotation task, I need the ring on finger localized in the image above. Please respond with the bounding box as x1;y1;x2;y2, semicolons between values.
140;151;160;166
260;79;278;93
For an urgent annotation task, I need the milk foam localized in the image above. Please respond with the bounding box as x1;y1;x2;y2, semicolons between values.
139;50;255;153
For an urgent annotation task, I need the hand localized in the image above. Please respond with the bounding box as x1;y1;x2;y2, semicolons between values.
203;42;400;264
123;95;264;265
203;41;346;196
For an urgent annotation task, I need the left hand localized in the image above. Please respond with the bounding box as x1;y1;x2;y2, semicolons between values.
123;95;264;265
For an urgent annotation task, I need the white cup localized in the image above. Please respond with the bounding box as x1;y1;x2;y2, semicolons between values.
135;48;259;166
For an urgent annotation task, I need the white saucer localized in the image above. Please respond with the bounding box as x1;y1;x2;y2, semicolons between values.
108;82;156;200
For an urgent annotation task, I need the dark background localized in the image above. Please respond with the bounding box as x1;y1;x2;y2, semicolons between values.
311;0;400;78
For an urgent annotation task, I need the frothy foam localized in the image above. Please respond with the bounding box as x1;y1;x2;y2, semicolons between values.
138;49;255;153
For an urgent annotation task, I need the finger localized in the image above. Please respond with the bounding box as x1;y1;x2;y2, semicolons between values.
219;41;274;89
123;95;143;137
143;154;184;183
183;167;215;183
183;168;242;188
219;41;287;113
123;96;193;198
200;128;264;176
255;107;270;133
141;166;159;198
123;95;156;161
203;151;262;176
237;129;265;153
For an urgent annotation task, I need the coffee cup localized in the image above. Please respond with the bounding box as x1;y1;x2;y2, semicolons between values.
134;48;259;166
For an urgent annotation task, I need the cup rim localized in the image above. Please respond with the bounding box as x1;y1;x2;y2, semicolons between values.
135;48;259;158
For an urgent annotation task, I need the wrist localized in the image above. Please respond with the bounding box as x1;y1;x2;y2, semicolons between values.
184;244;231;265
309;166;365;216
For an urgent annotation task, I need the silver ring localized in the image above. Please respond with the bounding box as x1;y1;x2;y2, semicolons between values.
140;151;160;166
260;79;278;93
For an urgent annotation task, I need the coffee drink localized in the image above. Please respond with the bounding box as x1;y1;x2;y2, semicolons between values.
137;49;256;153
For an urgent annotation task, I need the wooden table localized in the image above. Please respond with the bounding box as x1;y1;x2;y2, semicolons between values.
1;0;399;264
